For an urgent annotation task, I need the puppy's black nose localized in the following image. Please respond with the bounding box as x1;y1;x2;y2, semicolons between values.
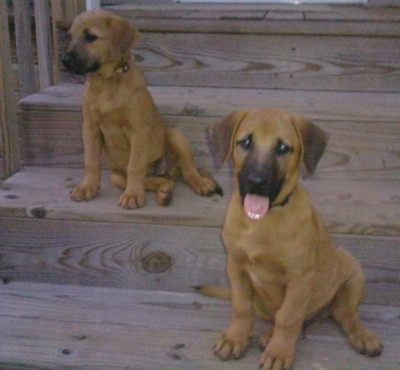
243;172;269;196
246;173;264;187
61;53;73;68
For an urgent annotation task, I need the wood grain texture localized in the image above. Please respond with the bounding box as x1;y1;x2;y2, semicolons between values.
0;282;399;370
0;0;21;179
57;31;400;92
13;0;36;98
33;0;54;89
131;33;400;93
0;167;399;236
0;213;399;306
19;82;400;122
57;4;400;92
103;3;400;38
19;112;400;181
18;84;400;181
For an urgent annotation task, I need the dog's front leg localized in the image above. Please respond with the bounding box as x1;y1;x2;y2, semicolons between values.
259;275;312;370
214;256;254;361
71;120;102;202
119;136;148;209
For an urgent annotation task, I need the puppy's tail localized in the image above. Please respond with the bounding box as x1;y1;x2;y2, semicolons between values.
194;285;231;300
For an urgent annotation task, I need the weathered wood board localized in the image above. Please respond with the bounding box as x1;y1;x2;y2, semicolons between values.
56;4;400;92
0;282;399;370
58;32;400;93
0;167;399;236
102;3;400;37
18;84;400;181
133;33;400;93
1;212;399;306
105;2;400;23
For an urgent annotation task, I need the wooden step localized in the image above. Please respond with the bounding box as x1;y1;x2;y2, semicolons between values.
16;83;400;236
56;4;400;93
0;282;398;370
1;165;399;237
1;213;399;307
19;83;400;180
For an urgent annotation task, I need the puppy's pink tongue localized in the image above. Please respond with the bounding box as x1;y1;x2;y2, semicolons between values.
244;194;270;220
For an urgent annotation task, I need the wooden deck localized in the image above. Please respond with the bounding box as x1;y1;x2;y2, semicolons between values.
1;2;399;369
1;282;399;370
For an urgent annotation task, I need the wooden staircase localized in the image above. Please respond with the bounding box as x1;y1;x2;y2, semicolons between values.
1;3;399;369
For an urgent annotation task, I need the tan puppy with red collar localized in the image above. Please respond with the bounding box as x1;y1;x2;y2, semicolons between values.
203;108;382;369
62;10;221;208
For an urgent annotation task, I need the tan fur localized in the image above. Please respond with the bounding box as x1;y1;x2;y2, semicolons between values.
203;108;382;369
62;10;221;209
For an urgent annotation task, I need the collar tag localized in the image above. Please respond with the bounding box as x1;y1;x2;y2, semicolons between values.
114;58;131;74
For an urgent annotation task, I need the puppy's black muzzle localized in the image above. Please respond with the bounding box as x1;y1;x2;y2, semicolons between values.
238;159;283;205
61;50;99;75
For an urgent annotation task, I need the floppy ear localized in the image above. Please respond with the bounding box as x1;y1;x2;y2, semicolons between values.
206;111;248;170
109;14;139;59
292;116;329;175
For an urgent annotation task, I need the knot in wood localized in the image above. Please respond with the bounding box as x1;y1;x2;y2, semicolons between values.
180;104;201;116
30;206;46;218
141;251;172;274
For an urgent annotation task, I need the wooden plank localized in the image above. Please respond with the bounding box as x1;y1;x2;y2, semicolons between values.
127;18;400;37
50;0;86;20
0;0;21;179
0;164;399;236
106;3;400;22
19;83;400;123
0;282;398;369
34;0;54;89
18;111;400;182
56;27;400;92
13;0;36;97
0;216;399;305
131;32;400;92
18;84;400;181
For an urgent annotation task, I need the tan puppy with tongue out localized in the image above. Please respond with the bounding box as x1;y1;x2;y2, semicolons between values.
203;108;383;370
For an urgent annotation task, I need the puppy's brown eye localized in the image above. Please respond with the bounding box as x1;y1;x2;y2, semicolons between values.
85;32;98;43
237;134;253;151
276;140;291;155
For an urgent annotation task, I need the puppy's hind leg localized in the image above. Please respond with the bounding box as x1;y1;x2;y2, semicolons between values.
165;127;223;196
331;248;383;357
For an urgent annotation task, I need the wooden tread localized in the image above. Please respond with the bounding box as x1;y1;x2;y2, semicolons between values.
0;166;399;237
16;83;400;236
0;282;398;370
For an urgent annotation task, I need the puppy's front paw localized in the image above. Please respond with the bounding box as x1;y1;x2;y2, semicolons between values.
119;190;146;209
71;184;99;202
259;341;295;370
348;328;383;357
214;331;249;361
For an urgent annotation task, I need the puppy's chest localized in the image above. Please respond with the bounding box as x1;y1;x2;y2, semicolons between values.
86;91;124;118
224;226;287;275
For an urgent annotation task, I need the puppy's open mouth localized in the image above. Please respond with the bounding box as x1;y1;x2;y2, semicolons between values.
244;194;270;220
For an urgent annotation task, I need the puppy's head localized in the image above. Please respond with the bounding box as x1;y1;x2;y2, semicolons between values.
61;9;139;75
207;108;329;220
